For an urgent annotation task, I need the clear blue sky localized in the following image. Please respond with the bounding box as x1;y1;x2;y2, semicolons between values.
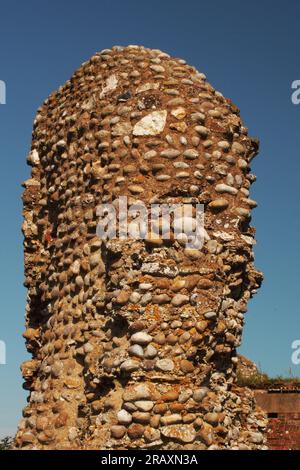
0;0;299;438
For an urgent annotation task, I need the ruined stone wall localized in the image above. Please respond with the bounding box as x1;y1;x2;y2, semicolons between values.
16;45;267;450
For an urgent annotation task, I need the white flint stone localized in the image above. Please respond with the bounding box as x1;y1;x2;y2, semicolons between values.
130;332;152;345
134;400;154;412
117;409;132;425
100;74;118;98
28;149;40;165
136;82;160;94
133;110;167;136
128;344;144;358
193;387;209;402
156;358;174;372
213;231;235;241
122;384;152;402
144;344;158;358
139;283;153;291
68;427;78;441
249;431;264;444
171;294;189;307
215;183;238;195
129;292;141;303
120;359;139;372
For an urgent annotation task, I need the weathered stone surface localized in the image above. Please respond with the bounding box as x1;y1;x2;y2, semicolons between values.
160;414;182;425
111;425;126;439
134;400;154;412
171;294;189;307
123;384;153;402
17;45;265;451
120;359;139;372
161;424;196;443
208;198;229;211
127;423;144;439
193;387;209;402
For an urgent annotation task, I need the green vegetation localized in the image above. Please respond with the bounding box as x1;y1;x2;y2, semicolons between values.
236;367;300;389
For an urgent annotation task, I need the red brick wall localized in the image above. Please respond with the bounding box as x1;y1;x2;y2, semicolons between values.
267;413;300;450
